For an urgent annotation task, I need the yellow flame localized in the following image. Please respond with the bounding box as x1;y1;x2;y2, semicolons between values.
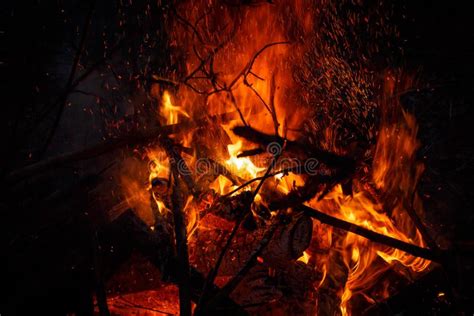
161;90;189;125
225;140;265;179
297;251;311;264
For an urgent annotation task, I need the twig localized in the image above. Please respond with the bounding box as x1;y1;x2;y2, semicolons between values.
228;41;290;90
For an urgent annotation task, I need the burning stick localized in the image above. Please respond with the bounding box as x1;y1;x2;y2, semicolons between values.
299;204;443;263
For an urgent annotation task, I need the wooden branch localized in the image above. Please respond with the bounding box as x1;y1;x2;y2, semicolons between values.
299;204;443;263
6;110;244;183
232;126;353;168
5;125;177;182
404;191;438;250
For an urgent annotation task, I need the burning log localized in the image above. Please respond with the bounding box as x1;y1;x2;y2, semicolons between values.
5;124;181;183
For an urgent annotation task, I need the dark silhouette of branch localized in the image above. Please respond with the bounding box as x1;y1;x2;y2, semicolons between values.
38;0;96;156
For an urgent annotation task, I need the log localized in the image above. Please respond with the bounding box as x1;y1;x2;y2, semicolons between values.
5;124;181;183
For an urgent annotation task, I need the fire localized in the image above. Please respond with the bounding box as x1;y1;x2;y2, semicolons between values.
117;1;433;315
298;251;311;264
309;104;431;315
225;140;265;179
160;90;189;125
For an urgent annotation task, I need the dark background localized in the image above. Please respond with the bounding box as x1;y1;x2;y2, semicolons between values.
1;0;473;315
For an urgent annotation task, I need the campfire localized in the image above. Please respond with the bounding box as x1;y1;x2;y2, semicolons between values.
114;1;435;315
6;0;469;315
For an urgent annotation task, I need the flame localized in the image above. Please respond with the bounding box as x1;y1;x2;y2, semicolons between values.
160;90;189;125
209;174;235;196
225;140;265;179
117;1;432;315
309;104;431;315
297;251;311;264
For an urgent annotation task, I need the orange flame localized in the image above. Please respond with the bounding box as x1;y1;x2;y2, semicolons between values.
118;2;431;314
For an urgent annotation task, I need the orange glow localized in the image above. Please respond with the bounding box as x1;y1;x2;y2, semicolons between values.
309;104;431;315
117;1;431;315
225;140;265;179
